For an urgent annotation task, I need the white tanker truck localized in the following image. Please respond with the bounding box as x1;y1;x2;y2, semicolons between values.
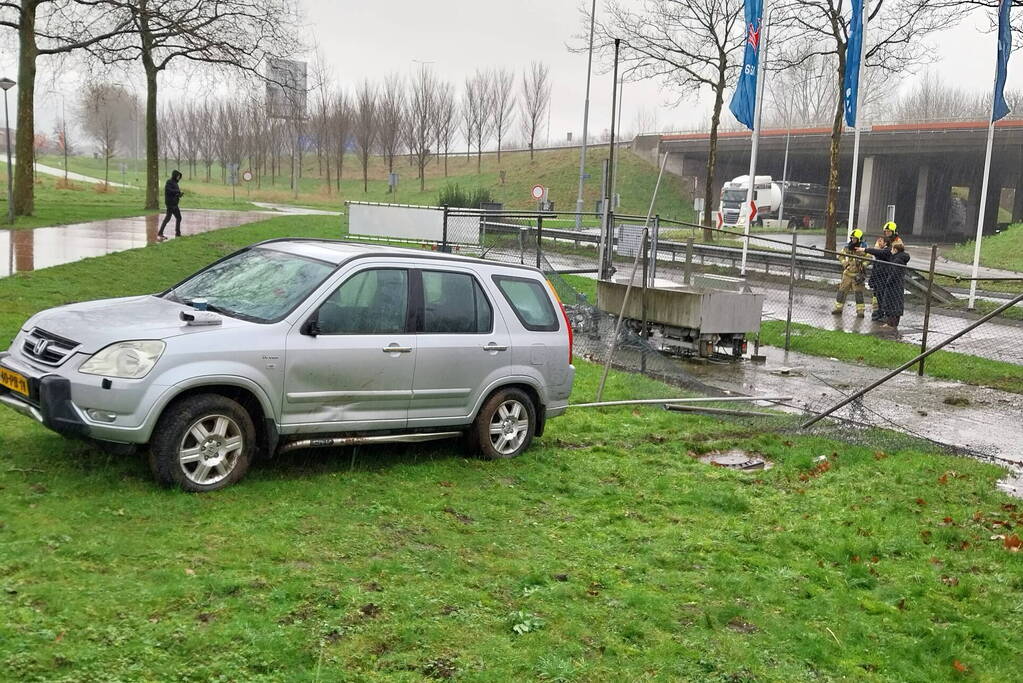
719;175;842;229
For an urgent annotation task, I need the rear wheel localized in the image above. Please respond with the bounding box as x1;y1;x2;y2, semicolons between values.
148;394;255;492
472;388;536;460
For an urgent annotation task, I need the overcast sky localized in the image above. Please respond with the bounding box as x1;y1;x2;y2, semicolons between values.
15;0;1023;144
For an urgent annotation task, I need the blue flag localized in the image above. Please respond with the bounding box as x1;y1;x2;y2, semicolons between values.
994;0;1012;122
729;0;764;130
843;0;864;128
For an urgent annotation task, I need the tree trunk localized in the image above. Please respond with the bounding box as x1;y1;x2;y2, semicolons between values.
703;69;727;242
140;8;160;210
13;2;39;216
497;133;502;162
362;154;368;192
824;48;847;253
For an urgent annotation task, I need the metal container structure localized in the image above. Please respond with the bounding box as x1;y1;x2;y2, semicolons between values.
596;278;765;358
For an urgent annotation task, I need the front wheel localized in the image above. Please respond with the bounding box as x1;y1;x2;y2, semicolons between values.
472;388;536;460
148;394;256;492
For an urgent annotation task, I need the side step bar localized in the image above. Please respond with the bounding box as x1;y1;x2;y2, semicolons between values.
277;431;462;455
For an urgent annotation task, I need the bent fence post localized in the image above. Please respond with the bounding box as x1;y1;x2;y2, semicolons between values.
785;231;798;352
802;290;1023;429
918;245;938;376
596;228;648;402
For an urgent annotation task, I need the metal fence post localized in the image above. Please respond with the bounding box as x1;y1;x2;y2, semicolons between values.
536;215;543;269
641;232;649;373
684;237;694;285
651;214;660;284
441;205;449;252
784;231;797;352
918;244;938;376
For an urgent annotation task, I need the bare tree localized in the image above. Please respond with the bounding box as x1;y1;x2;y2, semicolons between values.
519;61;551;161
407;66;438;191
775;0;953;249
460;82;477;161
93;0;302;209
491;67;516;162
79;83;135;184
470;70;494;172
434;81;457;176
0;1;131;215
892;71;991;122
378;74;407;174
354;81;378;193
578;0;743;237
330;91;353;192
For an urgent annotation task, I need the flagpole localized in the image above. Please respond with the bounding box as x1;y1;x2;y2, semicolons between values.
968;104;997;310
740;2;771;276
969;0;1010;310
846;0;869;236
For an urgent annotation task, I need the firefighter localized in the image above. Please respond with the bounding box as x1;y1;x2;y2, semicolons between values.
832;229;867;317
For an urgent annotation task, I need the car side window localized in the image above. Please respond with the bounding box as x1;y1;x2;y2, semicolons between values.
493;275;559;332
421;270;493;334
316;269;408;335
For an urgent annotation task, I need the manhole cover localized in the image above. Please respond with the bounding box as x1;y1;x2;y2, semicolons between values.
698;449;774;471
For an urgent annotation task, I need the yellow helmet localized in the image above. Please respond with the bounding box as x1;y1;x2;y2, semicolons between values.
883;221;898;234
850;229;864;240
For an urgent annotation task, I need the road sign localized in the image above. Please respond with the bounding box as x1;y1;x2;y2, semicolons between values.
717;211;724;229
241;170;253;183
531;184;545;201
749;201;758;222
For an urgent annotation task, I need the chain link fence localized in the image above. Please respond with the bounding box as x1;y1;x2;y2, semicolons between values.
344;202;1023;474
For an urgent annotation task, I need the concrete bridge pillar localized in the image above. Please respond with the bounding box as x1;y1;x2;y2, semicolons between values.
857;156;899;232
912;165;929;237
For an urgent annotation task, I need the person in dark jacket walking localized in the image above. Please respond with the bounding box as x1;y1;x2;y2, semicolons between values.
864;241;910;328
157;170;184;240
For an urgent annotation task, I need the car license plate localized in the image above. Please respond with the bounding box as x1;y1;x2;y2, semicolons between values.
0;366;29;396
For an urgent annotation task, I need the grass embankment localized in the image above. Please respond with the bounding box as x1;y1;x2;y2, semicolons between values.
945;223;1023;272
0;172;259;231
2;215;1023;679
760;321;1023;394
40;146;694;222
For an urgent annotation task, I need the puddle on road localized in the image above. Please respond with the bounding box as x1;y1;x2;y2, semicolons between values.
0;210;272;278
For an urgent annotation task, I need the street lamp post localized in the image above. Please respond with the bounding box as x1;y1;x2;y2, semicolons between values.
0;77;15;225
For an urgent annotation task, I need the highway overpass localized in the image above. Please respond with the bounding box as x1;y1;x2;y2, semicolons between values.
634;120;1023;241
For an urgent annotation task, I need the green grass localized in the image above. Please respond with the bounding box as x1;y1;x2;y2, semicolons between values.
1;171;259;231
946;223;1023;273
39;146;695;222
760;320;1023;394
2;215;1023;679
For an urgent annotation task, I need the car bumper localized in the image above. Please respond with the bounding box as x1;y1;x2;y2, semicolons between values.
0;370;90;438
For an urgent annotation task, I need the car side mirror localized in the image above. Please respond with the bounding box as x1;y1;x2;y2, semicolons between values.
300;317;321;337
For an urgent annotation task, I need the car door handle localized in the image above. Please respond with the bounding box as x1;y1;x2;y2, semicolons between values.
382;344;413;354
483;342;508;352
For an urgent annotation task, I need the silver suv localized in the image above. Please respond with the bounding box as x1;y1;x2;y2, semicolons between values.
0;240;574;491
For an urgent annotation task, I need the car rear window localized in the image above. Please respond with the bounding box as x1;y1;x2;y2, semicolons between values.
493;275;559;332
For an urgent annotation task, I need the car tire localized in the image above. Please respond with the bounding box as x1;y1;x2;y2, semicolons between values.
148;394;256;492
472;388;536;460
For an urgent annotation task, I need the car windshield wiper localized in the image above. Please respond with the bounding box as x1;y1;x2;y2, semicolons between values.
203;303;264;323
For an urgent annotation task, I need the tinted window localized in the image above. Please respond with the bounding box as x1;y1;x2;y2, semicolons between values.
494;276;559;332
422;271;492;334
317;269;408;335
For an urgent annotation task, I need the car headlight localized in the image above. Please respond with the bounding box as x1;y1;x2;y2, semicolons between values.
80;341;166;379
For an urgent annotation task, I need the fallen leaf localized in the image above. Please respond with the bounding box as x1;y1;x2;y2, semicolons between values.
438;481;453;488
897;598;907;611
850;555;861;564
184;568;196;576
1004;534;1022;551
938;473;949;485
941;575;959;587
952;660;969;673
915;498;927;507
942;516;954;525
920;530;932;542
359;603;382;618
874;451;888;460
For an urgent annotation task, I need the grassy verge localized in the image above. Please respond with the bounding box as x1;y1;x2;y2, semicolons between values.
39;147;694;220
945;223;1023;272
0;173;259;231
1;215;1022;678
760;320;1023;394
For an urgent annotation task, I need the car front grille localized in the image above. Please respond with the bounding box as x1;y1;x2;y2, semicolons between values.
22;328;80;367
